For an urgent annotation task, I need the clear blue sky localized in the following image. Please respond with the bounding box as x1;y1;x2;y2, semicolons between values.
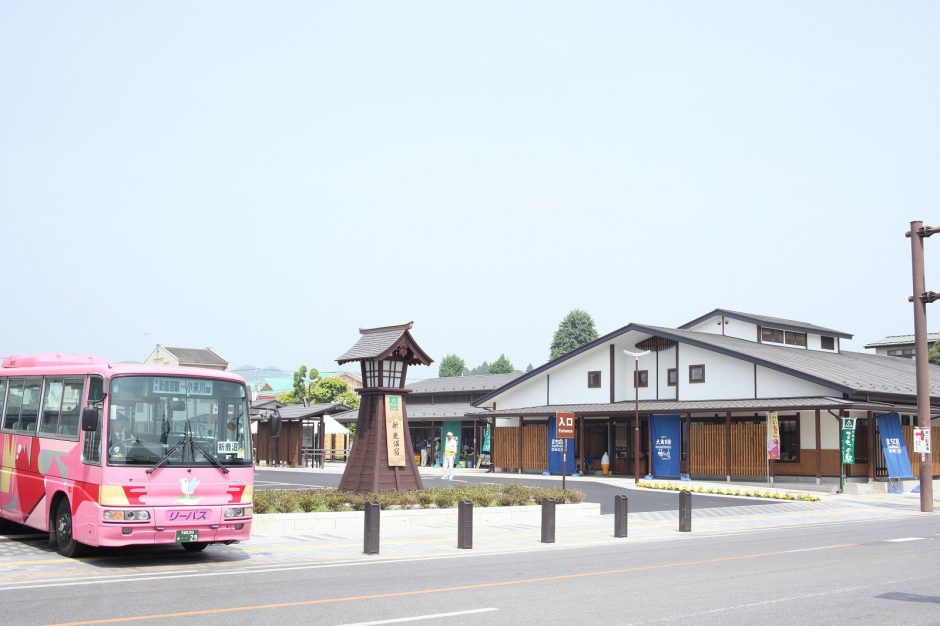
1;2;937;379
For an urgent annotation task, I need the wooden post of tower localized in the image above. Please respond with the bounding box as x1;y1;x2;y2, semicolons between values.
336;322;432;492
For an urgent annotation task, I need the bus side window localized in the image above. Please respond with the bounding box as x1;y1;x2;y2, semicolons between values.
19;379;41;434
39;378;64;436
0;379;6;428
58;379;84;437
2;379;25;431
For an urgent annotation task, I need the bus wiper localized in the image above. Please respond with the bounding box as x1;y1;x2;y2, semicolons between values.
147;432;188;474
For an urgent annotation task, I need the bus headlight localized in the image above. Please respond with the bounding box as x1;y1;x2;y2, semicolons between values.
224;507;250;519
103;510;151;522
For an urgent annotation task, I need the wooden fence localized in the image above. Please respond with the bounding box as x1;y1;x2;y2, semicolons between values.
690;423;766;479
493;425;547;471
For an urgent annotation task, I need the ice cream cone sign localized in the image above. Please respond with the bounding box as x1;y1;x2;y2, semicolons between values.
601;452;610;475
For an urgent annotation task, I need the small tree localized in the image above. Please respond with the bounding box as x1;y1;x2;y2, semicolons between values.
310;376;360;409
928;342;940;366
489;354;514;374
550;309;599;360
525;363;534;372
292;366;308;400
467;361;490;375
439;354;466;377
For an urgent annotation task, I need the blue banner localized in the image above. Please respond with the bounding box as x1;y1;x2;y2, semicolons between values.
876;413;914;479
547;417;576;475
650;414;682;478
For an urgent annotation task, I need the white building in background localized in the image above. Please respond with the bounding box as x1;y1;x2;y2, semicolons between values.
470;309;940;484
144;345;229;370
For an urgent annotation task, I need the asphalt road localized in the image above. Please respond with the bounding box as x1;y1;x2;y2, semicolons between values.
1;514;936;625
255;469;780;514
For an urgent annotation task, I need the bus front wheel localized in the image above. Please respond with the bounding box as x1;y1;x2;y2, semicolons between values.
54;499;87;558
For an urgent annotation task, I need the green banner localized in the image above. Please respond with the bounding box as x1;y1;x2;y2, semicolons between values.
840;418;856;464
482;424;491;453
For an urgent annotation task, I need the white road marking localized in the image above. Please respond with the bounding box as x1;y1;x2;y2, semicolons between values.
335;608;498;625
884;537;924;542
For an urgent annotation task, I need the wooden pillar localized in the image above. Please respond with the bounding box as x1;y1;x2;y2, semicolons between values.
430;420;437;466
868;411;876;482
518;418;524;474
815;409;822;484
725;412;732;482
490;413;496;472
319;415;326;468
578;415;585;472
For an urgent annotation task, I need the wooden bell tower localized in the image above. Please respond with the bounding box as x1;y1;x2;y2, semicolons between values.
336;322;432;492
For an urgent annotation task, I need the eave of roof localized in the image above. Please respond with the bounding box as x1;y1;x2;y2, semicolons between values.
335;322;433;366
467;396;913;417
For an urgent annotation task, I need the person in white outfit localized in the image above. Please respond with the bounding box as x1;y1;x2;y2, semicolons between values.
441;432;458;480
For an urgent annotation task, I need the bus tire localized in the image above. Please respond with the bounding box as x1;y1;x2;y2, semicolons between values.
54;499;87;558
181;541;209;552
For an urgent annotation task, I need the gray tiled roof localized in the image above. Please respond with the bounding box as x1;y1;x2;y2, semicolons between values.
335;322;433;365
641;325;940;396
680;309;852;339
330;401;481;424
467;396;899;417
864;333;940;348
164;347;228;366
407;373;524;394
251;402;350;421
475;320;940;407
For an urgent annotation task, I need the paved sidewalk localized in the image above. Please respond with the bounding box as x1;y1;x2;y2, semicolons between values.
248;465;939;563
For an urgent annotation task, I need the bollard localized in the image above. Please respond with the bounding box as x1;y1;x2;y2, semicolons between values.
679;490;692;532
541;498;555;543
458;500;473;549
364;501;380;554
614;494;628;538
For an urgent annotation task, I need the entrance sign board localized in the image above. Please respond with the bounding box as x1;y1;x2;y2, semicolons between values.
556;412;575;438
840;417;856;465
385;395;406;467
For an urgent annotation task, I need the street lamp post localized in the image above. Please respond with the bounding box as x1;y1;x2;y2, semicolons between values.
624;349;650;482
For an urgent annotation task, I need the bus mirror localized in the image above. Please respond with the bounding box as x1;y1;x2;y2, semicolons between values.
81;407;99;432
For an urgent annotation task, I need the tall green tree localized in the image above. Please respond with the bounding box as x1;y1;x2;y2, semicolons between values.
292;365;308;401
550;309;599;360
309;376;360;409
439;354;466;377
489;354;514;374
928;341;940;366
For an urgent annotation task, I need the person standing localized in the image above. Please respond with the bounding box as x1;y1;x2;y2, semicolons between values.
441;432;458;480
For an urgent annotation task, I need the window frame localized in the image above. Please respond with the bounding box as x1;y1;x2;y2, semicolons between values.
587;371;602;389
777;415;800;463
633;370;649;388
820;335;835;351
689;364;705;384
667;368;678;387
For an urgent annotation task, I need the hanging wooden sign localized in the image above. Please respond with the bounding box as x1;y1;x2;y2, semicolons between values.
385;395;406;467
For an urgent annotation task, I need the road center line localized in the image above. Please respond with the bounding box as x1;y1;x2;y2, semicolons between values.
44;543;858;626
335;607;498;625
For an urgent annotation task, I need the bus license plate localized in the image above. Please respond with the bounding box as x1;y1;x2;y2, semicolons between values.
176;530;199;542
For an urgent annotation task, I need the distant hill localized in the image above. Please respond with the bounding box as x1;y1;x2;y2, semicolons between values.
229;365;288;380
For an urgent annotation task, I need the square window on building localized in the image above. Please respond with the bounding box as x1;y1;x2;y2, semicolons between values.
634;370;649;388
689;364;705;383
587;371;602;388
820;336;835;350
785;331;807;347
667;368;678;386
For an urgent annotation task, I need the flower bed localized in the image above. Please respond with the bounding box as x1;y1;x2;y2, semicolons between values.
636;480;820;501
253;484;585;513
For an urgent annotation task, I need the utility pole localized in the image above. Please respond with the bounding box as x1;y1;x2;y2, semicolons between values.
906;220;937;513
624;349;650;482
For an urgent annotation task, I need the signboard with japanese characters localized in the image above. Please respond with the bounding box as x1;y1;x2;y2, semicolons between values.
556;412;575;438
913;427;931;454
384;395;406;467
841;417;857;464
766;412;780;460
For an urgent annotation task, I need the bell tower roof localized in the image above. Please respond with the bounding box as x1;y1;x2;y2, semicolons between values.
335;322;434;366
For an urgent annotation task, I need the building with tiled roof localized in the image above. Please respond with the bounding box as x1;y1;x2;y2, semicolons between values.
864;333;940;359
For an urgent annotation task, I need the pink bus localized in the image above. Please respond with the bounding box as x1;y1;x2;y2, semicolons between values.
0;354;253;556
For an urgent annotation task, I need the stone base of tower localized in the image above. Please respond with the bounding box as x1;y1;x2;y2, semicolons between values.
338;390;424;493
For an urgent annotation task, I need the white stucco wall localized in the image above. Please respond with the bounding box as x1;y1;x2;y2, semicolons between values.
487;374;548;410
548;347;613;404
675;344;755;401
724;319;757;341
755;365;837;398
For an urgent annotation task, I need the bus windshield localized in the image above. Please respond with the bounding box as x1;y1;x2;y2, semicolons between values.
107;375;251;468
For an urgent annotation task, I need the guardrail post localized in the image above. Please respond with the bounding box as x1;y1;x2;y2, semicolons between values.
541;498;555;543
364;501;380;554
679;490;692;532
458;500;473;549
614;494;629;538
